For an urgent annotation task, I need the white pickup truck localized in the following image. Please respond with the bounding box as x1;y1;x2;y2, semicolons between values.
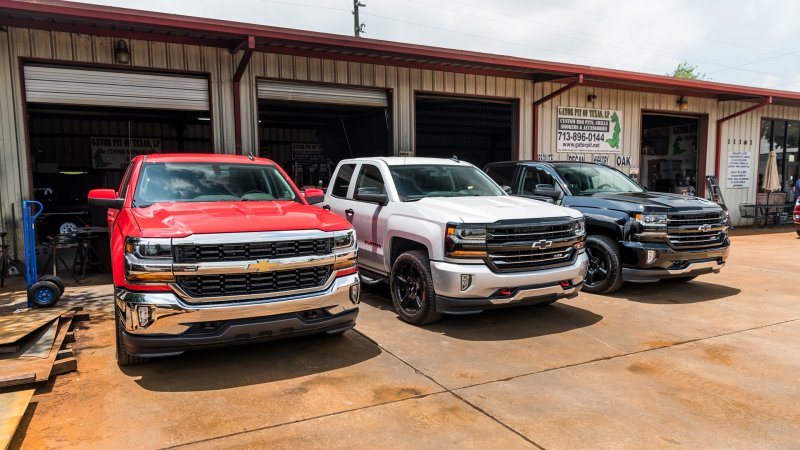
323;157;588;325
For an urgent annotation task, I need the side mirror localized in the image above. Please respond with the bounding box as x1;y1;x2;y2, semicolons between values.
88;189;124;210
354;187;389;206
500;185;512;194
532;184;561;199
302;188;325;205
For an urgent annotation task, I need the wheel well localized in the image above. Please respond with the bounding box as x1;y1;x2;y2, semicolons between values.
390;237;429;267
586;224;621;241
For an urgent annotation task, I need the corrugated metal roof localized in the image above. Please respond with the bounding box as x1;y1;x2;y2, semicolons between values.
1;0;799;105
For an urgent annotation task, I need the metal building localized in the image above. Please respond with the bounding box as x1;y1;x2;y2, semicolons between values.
1;0;800;258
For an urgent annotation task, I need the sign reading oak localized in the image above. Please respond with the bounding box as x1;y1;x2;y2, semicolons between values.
556;106;623;153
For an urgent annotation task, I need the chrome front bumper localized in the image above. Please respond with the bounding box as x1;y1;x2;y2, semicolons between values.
430;253;588;314
115;273;360;336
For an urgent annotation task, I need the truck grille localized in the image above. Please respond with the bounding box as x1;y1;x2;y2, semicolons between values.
667;212;725;249
486;219;579;272
176;266;331;298
174;238;331;263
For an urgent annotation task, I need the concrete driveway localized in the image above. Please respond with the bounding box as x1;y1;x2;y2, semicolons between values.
5;229;800;449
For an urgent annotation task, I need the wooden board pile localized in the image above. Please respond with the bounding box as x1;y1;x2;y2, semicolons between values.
0;307;89;449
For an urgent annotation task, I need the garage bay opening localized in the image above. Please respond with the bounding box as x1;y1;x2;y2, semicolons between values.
257;80;390;189
415;95;515;168
640;113;704;195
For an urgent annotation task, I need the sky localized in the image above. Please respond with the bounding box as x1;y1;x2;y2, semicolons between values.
83;0;800;92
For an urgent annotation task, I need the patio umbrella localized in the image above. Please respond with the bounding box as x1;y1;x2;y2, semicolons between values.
762;150;781;192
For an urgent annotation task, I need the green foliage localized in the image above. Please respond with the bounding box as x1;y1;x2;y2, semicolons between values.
668;61;708;80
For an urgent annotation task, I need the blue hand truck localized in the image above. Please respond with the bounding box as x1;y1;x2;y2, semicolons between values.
22;200;64;308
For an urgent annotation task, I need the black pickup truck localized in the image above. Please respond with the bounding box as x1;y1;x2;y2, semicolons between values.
484;161;730;294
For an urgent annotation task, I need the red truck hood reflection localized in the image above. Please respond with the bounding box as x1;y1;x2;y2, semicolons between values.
131;201;350;237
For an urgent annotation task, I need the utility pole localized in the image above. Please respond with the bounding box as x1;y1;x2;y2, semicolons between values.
353;0;366;37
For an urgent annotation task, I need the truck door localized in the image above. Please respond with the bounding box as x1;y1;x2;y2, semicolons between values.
517;165;564;204
325;163;357;220
348;163;389;272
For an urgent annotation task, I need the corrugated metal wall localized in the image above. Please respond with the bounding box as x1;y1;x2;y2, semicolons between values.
0;27;235;257
3;26;800;254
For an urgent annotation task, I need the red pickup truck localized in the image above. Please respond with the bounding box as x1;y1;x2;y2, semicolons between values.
88;154;360;365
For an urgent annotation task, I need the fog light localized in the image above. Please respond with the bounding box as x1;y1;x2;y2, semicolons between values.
646;250;658;265
460;274;472;291
136;306;152;328
349;284;360;304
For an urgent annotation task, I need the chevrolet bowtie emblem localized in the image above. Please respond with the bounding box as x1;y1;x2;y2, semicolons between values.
697;224;712;232
531;239;553;250
246;259;278;272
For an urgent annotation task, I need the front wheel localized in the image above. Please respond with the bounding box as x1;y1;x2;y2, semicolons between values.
582;235;624;295
390;250;442;325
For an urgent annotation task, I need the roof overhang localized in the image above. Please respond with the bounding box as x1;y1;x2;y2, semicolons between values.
2;0;800;106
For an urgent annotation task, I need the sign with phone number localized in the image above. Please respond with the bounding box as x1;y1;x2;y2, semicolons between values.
556;107;622;153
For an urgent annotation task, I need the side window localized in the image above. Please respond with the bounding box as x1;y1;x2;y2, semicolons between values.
520;166;558;196
331;164;356;198
354;164;386;196
486;165;516;188
117;163;134;199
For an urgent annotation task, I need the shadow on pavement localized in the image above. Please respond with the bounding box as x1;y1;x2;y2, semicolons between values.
123;330;381;392
609;280;741;304
360;284;602;341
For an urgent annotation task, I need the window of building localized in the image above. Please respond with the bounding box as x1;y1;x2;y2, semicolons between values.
759;119;800;193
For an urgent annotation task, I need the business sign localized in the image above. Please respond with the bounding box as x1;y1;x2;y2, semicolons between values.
91;137;161;169
291;143;326;163
556;107;622;153
726;151;752;189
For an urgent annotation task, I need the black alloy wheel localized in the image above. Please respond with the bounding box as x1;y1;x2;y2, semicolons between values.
581;235;624;295
389;250;442;325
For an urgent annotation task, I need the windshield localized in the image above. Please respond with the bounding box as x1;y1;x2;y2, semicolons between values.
133;162;299;206
389;164;505;201
553;163;644;196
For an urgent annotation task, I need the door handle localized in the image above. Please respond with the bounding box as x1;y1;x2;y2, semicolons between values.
322;205;331;211
345;208;354;216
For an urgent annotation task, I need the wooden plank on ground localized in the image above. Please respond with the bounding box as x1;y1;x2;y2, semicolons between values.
0;389;34;450
0;309;65;346
19;320;58;359
0;313;75;388
51;357;77;376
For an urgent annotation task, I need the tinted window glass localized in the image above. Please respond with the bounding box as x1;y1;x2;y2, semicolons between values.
486;165;516;187
520;167;557;195
331;164;356;198
133;162;298;206
553;163;643;196
389;164;504;201
354;164;386;196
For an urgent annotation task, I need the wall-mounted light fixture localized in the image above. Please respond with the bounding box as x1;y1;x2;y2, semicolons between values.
677;96;689;111
114;39;131;64
587;94;597;102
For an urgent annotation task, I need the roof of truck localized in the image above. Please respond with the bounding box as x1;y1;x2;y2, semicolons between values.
340;156;473;166
139;153;277;165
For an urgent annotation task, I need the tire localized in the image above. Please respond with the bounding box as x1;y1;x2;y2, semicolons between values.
28;280;61;308
582;235;624;295
114;305;149;366
390;250;442;325
39;275;65;296
664;276;697;283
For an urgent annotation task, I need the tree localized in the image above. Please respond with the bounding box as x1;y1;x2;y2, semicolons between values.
668;61;708;80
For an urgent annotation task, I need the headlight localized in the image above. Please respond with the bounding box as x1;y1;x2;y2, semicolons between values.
635;212;667;228
333;229;355;249
445;223;487;258
572;219;586;236
125;237;172;259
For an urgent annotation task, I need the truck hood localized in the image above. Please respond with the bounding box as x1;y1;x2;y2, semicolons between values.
131;201;351;238
566;191;722;213
412;196;581;223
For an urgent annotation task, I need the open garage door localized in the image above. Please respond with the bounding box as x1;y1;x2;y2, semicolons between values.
258;80;390;188
415;95;515;168
23;64;212;243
